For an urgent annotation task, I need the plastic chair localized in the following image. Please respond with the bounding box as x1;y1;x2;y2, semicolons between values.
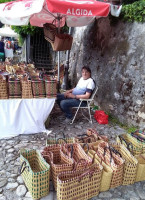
70;86;98;124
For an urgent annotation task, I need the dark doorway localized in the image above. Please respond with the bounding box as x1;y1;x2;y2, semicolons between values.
30;31;53;71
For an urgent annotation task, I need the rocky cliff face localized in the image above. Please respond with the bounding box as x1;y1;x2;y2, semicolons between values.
68;18;145;128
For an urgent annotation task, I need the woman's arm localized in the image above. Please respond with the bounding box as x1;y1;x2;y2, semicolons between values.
75;92;91;99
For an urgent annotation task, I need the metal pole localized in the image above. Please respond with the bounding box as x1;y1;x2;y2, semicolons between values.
62;27;73;90
57;15;61;93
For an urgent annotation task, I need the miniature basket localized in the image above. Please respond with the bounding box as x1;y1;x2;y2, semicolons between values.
0;75;8;99
32;79;46;98
8;77;21;98
19;149;50;200
45;79;57;98
111;143;138;185
57;162;102;200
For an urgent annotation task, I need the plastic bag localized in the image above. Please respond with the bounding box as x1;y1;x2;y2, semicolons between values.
94;110;108;124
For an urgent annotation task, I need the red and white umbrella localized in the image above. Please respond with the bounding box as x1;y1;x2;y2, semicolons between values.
0;0;110;88
0;0;110;27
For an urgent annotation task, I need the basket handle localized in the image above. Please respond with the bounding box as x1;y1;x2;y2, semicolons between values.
56;138;67;144
55;131;66;140
104;146;113;164
66;144;73;158
77;134;95;143
131;132;145;142
82;143;89;154
73;159;87;171
19;161;29;175
96;151;104;164
77;167;95;182
109;146;122;157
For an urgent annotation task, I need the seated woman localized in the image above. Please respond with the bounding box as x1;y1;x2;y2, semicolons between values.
56;66;95;123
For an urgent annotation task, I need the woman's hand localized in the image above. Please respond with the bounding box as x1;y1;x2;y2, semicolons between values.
66;93;76;98
64;89;74;98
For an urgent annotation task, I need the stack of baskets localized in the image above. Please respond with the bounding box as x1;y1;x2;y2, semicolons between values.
19;128;145;200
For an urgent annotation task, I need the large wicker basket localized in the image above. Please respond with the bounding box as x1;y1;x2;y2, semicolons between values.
0;75;8;99
32;80;46;98
21;79;33;99
45;79;57;98
8;77;21;98
112;143;138;185
20;149;50;200
57;163;102;200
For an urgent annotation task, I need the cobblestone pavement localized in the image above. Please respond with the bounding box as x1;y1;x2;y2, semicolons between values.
0;106;145;200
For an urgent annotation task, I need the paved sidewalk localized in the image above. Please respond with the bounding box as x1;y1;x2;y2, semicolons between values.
0;106;145;200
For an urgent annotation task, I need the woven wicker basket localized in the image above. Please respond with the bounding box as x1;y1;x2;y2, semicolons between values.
43;23;57;43
32;80;45;98
97;141;124;189
61;144;92;170
8;77;21;99
87;149;113;192
45;79;57;98
112;143;138;185
20;149;50;200
42;145;74;190
46;136;75;146
0;76;8;99
116;134;145;155
135;154;145;182
57;163;102;200
21;79;33;99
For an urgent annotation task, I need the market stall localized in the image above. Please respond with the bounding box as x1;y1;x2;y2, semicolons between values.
0;62;57;138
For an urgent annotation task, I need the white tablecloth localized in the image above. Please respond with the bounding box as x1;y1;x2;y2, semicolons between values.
0;98;55;138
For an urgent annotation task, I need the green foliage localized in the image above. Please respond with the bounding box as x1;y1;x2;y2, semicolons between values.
123;0;138;5
0;0;14;3
11;25;41;38
122;0;145;22
107;112;138;132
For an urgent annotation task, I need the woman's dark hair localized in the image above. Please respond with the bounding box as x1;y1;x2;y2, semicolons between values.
82;66;91;75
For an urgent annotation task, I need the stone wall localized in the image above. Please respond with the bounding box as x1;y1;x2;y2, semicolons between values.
68;18;145;128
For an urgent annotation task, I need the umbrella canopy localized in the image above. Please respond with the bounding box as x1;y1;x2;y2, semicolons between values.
0;26;18;37
0;0;110;27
